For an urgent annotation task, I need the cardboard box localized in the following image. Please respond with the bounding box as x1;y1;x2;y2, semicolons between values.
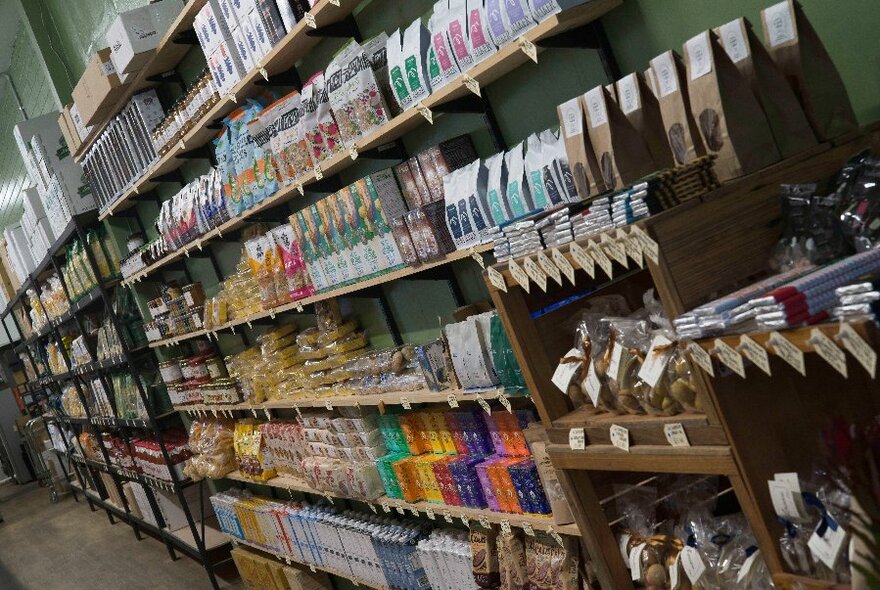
72;48;128;127
58;107;82;154
0;238;23;292
69;103;95;140
106;0;184;74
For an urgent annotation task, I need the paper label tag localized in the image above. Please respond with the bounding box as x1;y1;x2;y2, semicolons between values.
839;323;876;378
522;522;535;536
538;251;562;286
425;507;435;519
382;502;391;513
688;342;714;377
651;51;679;97
508;259;530;293
518;38;537;63
569;427;585;450
523;257;547;292
400;397;412;410
478;515;491;529
304;12;316;28
610;424;630;452
584;87;608;128
681;546;706;583
601;233;628;268
664;423;690;447
608;341;624;380
324;400;333;410
810;328;847;378
638;335;674;387
769;332;806;376
589;241;613;278
447;393;459;408
768;480;806;520
669;553;680;589
471;250;486;268
500;520;512;535
632;225;660;265
617;73;641;115
713;339;746;378
460;514;470;527
581;360;601;405
559;98;583;138
808;519;848;569
719;19;750;63
686;32;713;80
498;394;512;413
349;146;359;160
477;396;491;415
443;509;453;523
737;550;760;584
763;1;796;47
395;505;406;515
629;543;646;580
739;334;771;376
417;103;433;124
552;248;576;285
622;229;644;267
569;242;595;278
551;349;581;393
462;73;481;96
487;266;507;293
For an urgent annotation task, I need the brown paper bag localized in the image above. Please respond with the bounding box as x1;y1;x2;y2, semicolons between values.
582;85;655;189
716;17;816;158
761;0;858;141
616;72;675;170
650;50;707;166
644;68;658;97
684;30;780;181
557;97;607;198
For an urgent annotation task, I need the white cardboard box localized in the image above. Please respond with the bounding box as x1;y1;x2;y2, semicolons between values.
106;0;184;73
231;24;255;72
70;104;95;141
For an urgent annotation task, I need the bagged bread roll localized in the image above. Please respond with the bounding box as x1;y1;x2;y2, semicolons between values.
716;17;817;158
650;50;706;166
683;30;780;181
761;0;858;141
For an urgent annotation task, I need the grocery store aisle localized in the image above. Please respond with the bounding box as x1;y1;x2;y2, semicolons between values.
0;482;239;589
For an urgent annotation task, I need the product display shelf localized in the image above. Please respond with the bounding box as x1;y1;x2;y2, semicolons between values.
176;385;512;415
229;536;392;590
223;469;579;537
147;243;493;348
72;0;209;163
483;130;880;590
115;0;621;272
99;0;362;220
695;320;872;355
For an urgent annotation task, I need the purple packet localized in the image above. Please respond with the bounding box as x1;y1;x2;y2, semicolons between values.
476;457;501;511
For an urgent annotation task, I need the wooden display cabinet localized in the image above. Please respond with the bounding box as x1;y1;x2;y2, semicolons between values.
485;131;878;589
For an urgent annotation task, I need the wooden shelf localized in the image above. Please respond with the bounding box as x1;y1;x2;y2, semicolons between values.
223;470;580;537
166;520;230;551
73;0;208;162
116;0;621;276
697;320;872;354
230;536;392;590
547;442;737;475
772;573;851;590
147;243;492;347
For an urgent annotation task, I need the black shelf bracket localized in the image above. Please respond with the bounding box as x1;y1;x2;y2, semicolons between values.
177;145;213;161
129;189;161;204
172;29;199;46
255;65;302;89
536;19;621;82
207;118;224;131
345;286;403;346
246;202;293;223
360;140;408;161
151;169;186;185
306;14;362;42
307;175;344;194
146;70;186;89
434;94;508;152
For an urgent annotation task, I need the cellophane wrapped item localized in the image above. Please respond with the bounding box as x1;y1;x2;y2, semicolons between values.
233;420;276;481
185;418;236;481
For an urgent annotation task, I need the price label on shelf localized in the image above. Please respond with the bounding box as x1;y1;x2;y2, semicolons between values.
589;240;613;279
809;328;847;377
416;102;433;124
395;505;406;515
500;520;512;535
548;527;564;547
410;507;420;517
631;225;660;265
739;334;771;376
259;67;269;81
487;266;507;293
479;515;491;529
688;342;714;377
551;248;576;285
663;423;690;447
425;507;435;520
523;257;547;292
838;323;876;378
309;564;317;573
569;427;585;450
400;397;412;410
381;503;391;513
497;394;513;413
314;164;324;181
519;37;538;62
460;515;470;527
304;12;316;28
369;503;377;513
768;331;806;376
443;509;453;523
621;228;644;267
349;146;359;160
712;339;746;378
325;400;333;411
601;233;628;268
477;396;492;415
447;393;459;408
569;242;595;278
296;183;304;196
538;251;562;286
681;546;706;583
328;0;340;5
522;522;535;536
462;73;481;96
610;424;630;452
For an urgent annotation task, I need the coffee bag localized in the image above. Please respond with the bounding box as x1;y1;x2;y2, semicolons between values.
761;0;858;141
616;72;675;169
650;50;706;166
504;142;535;218
717;17;816;158
557;96;605;199
684;30;780;180
485;152;511;224
401;20;433;104
428;3;461;90
467;0;497;66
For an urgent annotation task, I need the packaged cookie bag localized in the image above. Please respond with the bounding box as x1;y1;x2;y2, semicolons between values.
684;30;780;181
649;50;706;166
325;40;390;147
301;72;345;164
761;0;857;141
716;17;817;158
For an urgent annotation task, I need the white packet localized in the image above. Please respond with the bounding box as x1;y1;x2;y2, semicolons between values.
467;0;498;65
525;133;550;210
539;128;570;204
401;20;432;104
484;152;510;225
503;0;536;39
428;3;460;90
444;168;479;249
504;142;534;218
446;0;474;72
386;29;413;111
485;0;514;46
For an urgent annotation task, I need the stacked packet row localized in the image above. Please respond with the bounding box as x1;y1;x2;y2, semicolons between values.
831;281;880;321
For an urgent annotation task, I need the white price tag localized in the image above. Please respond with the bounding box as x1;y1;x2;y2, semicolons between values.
477;396;491;415
551;248;576;285
664;423;690;447
582;360;602;406
508;259;530;293
460;515;469;527
497;394;512;413
500;520;512;535
569;242;595;278
443;509;453;524
304;12;316;28
601;233;628;268
314;164;323;181
631;225;660;265
471;249;485;269
713;339;746;378
688;342;714;377
523;257;547;292
681;546;706;583
610;424;630;452
324;400;333;411
589;241;613;279
638;335;674;387
395;505;405;515
425;507;435;520
521;522;535;536
487;266;507;293
518;38;537;63
839;323;876;378
538;251;562;286
551;350;581;393
416;102;433;124
808;519;848;570
569;427;585;450
447;393;459;408
810;328;847;377
623;230;644;268
462;74;481;96
478;515;491;529
382;503;391;513
769;332;806;376
349;146;359;160
629;543;647;580
369;503;377;513
400;397;412;410
739;334;771;376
